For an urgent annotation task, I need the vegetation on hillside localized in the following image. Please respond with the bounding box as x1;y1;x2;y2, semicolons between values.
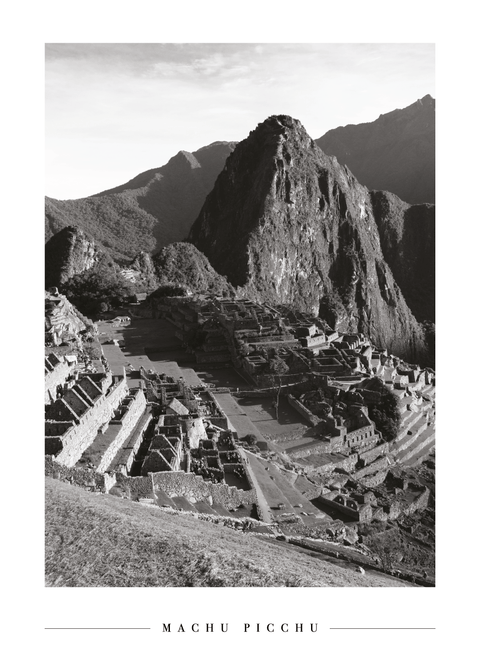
360;520;435;574
60;257;136;317
45;194;158;261
45;142;236;259
45;478;404;587
153;242;234;297
363;378;402;441
148;285;190;299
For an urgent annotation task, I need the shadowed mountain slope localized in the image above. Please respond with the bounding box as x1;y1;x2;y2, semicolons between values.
45;141;237;261
370;191;435;324
45;226;107;289
189;114;430;362
316;95;435;205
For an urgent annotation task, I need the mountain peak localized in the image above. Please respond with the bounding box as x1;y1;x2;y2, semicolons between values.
45;141;237;258
189;113;430;362
169;150;201;170
419;93;434;104
252;114;306;137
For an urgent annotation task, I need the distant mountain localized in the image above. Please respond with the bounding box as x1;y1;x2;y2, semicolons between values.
45;141;237;261
370;191;435;324
316;95;435;205
189;114;433;363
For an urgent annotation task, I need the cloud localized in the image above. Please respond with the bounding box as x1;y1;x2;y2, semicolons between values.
46;43;434;198
150;49;258;84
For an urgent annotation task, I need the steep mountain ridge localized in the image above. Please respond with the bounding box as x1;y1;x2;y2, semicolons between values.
189;115;429;362
370;191;435;324
316;95;435;204
45;141;237;260
45;226;106;288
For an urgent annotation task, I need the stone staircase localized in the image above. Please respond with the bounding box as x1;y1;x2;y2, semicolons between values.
394;425;435;466
402;440;435;468
398;396;413;415
390;415;429;458
421;384;435;399
396;410;427;442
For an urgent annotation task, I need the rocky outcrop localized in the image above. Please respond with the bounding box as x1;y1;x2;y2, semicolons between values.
45;141;236;261
189;115;428;362
370;191;435;324
45;290;92;344
152;242;234;297
316;95;435;205
45;226;103;288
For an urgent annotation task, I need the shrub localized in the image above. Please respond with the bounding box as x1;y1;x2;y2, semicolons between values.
364;378;401;441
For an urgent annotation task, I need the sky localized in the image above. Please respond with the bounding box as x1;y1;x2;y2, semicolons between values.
45;43;434;199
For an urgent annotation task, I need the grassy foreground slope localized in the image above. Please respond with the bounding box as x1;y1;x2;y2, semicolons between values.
46;479;406;588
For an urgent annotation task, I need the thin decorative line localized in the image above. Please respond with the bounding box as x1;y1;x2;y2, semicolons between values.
330;627;435;630
45;628;150;630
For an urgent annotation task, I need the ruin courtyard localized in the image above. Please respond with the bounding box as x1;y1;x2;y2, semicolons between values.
45;291;436;585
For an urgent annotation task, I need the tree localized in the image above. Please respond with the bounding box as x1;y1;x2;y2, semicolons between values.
366;532;403;572
61;258;133;318
268;357;289;419
268;356;289;376
149;284;189;299
365;380;401;441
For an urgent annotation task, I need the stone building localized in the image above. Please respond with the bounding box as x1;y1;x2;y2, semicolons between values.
45;371;130;467
45;353;73;403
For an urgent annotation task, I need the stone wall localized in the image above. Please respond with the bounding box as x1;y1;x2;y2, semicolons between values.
45;456;106;491
97;389;147;473
108;411;153;475
287;394;321;426
46;377;129;467
47;455;257;512
342;421;377;452
354;456;390;480
150;471;256;509
234;377;319;399
402;487;430;515
287;440;343;459
357;442;389;467
302;452;358;476
253;371;307;388
314;493;372;521
358;470;389;488
45;357;71;404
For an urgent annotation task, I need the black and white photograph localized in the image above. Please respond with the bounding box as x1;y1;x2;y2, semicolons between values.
44;42;436;589
5;2;477;669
